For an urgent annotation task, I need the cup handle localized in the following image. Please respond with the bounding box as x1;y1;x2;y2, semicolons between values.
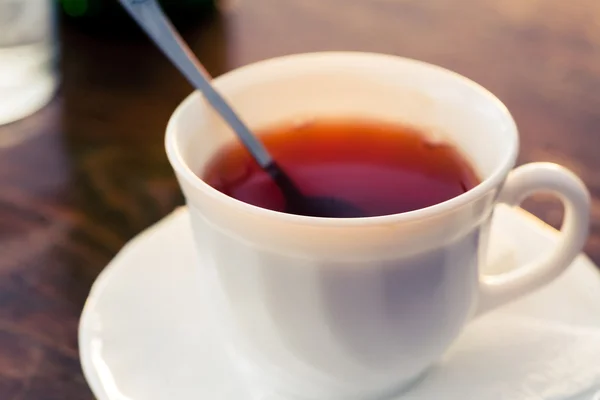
476;162;590;315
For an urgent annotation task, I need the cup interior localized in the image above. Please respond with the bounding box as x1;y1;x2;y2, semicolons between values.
167;52;517;216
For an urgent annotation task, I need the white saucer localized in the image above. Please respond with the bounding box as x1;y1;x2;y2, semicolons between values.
79;205;600;400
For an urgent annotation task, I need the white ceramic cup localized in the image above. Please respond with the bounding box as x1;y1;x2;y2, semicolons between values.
165;52;590;400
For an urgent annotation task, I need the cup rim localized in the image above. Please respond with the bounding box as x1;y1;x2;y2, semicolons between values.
165;51;518;226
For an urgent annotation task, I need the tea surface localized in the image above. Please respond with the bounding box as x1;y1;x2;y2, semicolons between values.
203;119;480;217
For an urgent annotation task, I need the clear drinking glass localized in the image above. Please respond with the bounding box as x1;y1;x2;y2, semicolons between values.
0;0;58;126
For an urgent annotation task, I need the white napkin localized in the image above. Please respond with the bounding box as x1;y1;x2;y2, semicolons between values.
399;205;600;400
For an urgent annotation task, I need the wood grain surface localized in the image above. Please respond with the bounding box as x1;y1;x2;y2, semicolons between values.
1;1;599;398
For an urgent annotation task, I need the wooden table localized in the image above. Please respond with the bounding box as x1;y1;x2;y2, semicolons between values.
0;0;598;398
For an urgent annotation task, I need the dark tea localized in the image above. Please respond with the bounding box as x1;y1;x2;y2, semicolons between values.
202;119;480;217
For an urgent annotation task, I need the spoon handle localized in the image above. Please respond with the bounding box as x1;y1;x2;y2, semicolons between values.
118;0;273;168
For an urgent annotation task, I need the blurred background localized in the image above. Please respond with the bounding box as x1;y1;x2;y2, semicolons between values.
0;1;599;399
